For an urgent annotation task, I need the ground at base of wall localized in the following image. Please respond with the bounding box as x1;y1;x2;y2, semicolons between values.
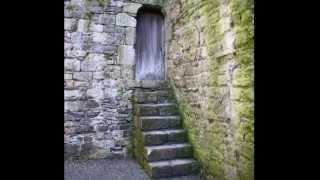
64;157;200;180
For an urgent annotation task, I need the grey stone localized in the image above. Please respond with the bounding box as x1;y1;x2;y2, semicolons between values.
139;103;179;116
65;80;74;89
89;23;104;32
73;72;93;81
81;53;107;71
145;143;192;162
87;111;100;118
74;81;89;88
86;85;104;99
104;6;122;14
65;101;83;112
76;126;95;135
118;45;135;65
65;73;73;80
95;14;116;25
110;0;124;7
89;44;116;54
143;129;187;146
65;50;87;58
65;112;85;121
77;19;90;32
125;27;136;45
140;116;181;131
70;0;86;7
92;32;111;44
96;125;108;132
86;100;99;108
93;71;105;80
149;159;199;178
123;3;142;14
116;13;136;27
65;18;77;31
65;43;72;51
103;25;116;33
65;90;81;99
65;59;81;72
64;143;79;158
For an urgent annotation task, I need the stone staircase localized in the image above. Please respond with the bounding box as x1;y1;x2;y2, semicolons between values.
133;81;199;179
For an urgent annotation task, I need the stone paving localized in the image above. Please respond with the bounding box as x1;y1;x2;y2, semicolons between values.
64;157;200;180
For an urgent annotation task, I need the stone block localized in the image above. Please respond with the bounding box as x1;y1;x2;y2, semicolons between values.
81;53;107;71
65;73;72;80
85;100;100;108
118;45;135;65
65;58;80;72
73;72;93;81
116;13;136;27
65;18;77;31
123;3;142;14
65;50;87;58
89;44;116;54
87;85;104;99
93;71;104;80
145;143;192;162
125;27;136;45
95;14;116;25
89;23;104;32
77;19;89;32
65;90;81;99
65;80;74;89
65;101;83;112
92;32;112;44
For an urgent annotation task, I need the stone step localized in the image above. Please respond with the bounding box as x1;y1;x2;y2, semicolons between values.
134;90;176;104
138;103;179;116
147;159;199;178
140;116;181;131
144;143;192;162
143;129;188;146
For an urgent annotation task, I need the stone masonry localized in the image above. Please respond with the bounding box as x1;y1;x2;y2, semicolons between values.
64;0;254;179
163;0;254;179
64;0;165;160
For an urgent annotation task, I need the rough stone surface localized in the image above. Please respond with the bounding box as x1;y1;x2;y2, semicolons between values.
116;13;137;27
65;0;253;179
118;45;135;65
163;0;254;179
64;0;139;160
123;3;142;15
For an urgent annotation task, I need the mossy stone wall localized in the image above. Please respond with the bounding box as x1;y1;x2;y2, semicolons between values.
164;0;254;179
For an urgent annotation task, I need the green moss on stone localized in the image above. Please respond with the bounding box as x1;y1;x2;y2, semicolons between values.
231;0;254;179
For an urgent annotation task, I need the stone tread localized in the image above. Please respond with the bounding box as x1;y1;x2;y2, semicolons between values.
148;158;199;178
145;143;191;155
149;158;197;168
138;103;177;107
143;129;186;136
143;129;187;144
140;115;182;131
140;116;180;120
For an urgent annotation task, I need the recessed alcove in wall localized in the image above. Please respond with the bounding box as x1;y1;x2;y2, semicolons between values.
135;6;165;80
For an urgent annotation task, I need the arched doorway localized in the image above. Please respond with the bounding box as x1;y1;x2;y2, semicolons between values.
135;7;165;80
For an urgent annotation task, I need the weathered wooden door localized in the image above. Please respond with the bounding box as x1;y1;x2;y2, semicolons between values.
135;9;165;80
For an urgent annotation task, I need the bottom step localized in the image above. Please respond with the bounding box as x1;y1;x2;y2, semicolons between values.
158;174;200;180
148;159;199;179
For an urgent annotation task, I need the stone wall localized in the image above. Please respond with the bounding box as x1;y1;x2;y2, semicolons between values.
64;0;164;159
163;0;254;179
64;0;254;179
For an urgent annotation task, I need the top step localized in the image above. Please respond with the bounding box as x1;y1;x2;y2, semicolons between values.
131;80;170;90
